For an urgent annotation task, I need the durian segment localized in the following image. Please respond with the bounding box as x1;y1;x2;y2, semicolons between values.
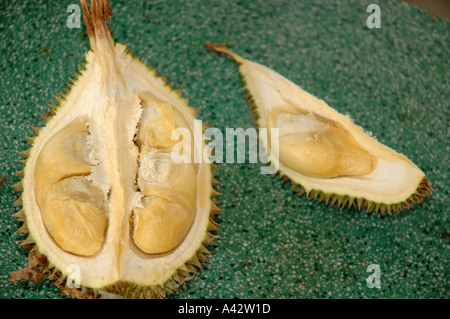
42;176;106;256
271;110;377;178
205;43;430;209
33;117;107;256
136;91;177;150
132;91;197;254
134;150;197;253
34;117;92;209
132;194;195;254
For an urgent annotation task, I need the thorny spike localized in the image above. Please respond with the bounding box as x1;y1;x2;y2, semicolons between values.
19;150;30;158
11;181;23;191
14;169;24;177
12;209;25;219
197;252;210;262
13;196;23;206
24;136;35;145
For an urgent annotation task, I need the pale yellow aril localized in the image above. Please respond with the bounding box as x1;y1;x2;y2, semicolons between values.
132;93;197;254
136;91;177;150
34;118;107;256
42;176;106;256
272;111;377;178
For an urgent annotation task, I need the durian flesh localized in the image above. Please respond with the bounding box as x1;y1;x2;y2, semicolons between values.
12;0;220;298
205;43;431;213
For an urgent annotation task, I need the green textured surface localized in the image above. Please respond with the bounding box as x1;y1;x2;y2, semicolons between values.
0;0;448;299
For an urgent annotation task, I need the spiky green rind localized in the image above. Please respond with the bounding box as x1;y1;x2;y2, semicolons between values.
272;169;432;215
11;59;222;299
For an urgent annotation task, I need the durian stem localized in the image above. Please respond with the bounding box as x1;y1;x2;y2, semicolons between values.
204;43;245;64
80;0;126;90
80;0;114;53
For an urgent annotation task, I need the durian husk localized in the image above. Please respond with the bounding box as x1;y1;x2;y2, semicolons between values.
10;0;223;299
11;55;223;300
204;42;432;215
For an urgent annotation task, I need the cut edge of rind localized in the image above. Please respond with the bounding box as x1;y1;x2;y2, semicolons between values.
274;169;432;214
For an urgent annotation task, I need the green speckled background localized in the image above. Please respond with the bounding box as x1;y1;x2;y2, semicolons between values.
0;0;448;299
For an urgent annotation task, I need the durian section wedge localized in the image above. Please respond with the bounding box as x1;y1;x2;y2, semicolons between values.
205;43;431;212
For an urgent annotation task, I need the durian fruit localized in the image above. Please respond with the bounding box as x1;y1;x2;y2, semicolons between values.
10;0;222;299
204;43;432;214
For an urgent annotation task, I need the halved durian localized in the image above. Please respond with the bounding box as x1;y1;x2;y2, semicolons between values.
10;0;222;299
204;43;431;214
